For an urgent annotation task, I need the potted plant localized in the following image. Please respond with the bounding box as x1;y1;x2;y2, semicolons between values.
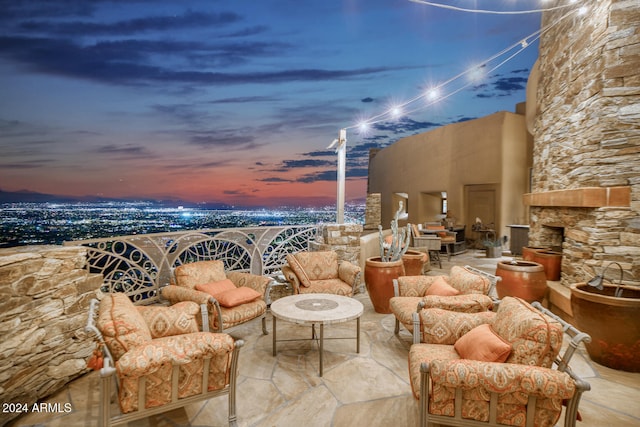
364;202;410;313
570;262;640;372
483;232;505;258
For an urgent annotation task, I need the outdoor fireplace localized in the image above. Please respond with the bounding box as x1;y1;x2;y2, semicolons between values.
524;0;639;289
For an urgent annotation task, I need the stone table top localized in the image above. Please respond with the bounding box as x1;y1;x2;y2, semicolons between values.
270;293;363;325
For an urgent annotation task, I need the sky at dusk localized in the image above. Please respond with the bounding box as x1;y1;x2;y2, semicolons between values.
0;0;545;207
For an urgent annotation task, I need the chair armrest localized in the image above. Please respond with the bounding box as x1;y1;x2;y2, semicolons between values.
226;271;270;296
419;293;494;313
281;265;301;294
413;309;496;344
161;285;212;305
427;359;577;400
161;286;223;331
116;332;236;378
396;275;443;297
338;261;361;290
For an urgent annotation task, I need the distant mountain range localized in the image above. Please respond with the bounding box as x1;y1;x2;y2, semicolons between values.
0;189;232;209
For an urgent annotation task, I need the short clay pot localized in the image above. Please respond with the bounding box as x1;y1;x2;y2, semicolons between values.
495;260;548;303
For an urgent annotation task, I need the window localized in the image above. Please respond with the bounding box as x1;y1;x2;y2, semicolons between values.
441;192;447;214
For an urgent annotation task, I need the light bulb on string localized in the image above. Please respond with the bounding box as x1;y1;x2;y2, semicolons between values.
390;106;403;119
426;87;440;102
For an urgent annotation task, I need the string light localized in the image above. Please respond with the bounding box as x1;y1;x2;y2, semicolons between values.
344;1;586;131
330;0;587;223
408;0;579;15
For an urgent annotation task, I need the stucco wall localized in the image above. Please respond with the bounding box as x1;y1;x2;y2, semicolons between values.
368;111;529;240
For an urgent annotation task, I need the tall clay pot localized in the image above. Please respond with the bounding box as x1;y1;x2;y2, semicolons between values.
532;250;562;281
571;283;640;372
365;257;405;313
522;246;549;261
402;250;428;276
495;260;548;303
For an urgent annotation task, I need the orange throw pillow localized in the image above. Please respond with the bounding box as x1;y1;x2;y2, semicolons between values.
195;279;236;299
216;287;262;308
426;276;460;296
454;324;512;362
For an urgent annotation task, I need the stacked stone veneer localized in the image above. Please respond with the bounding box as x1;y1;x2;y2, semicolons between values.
530;0;640;286
364;193;381;230
308;223;363;265
0;246;102;426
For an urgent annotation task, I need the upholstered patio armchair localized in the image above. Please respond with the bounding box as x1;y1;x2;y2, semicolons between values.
408;296;591;427
161;260;271;334
282;250;362;296
86;293;243;427
390;265;499;335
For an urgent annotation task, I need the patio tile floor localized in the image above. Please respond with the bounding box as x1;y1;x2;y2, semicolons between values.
8;250;640;427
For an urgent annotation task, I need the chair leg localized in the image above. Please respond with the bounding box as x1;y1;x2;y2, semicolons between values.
429;250;441;269
262;315;268;335
394;318;400;335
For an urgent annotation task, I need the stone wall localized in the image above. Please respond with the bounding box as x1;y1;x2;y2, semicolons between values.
0;246;102;426
309;223;363;265
364;193;381;230
530;0;640;286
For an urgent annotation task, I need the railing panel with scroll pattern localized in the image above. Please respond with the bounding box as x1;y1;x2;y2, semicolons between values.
64;225;317;305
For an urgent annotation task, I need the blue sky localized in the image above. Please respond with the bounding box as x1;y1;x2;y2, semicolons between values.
0;0;545;207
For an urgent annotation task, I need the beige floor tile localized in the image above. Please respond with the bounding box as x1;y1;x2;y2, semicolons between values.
7;250;640;427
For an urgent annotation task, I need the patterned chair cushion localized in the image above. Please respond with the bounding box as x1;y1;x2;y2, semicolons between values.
418;308;496;345
174;260;227;289
420;294;494;314
117;332;235;413
389;296;422;331
298;278;354;296
427;359;575;427
214;298;267;330
408;343;459;399
286;254;312;287
97;293;152;360
396;275;439;297
137;301;200;339
492;297;563;368
448;265;490;295
291;251;339;281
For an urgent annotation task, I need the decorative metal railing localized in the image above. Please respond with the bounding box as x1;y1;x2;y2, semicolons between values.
64;225;317;304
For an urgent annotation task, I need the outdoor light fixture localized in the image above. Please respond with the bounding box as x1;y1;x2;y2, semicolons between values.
587;261;625;297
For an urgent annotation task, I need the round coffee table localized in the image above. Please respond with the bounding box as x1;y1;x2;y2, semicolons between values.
270;293;364;376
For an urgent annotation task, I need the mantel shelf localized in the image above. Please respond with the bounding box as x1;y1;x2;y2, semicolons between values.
523;186;631;208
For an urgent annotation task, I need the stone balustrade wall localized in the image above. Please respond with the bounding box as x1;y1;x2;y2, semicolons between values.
0;245;102;426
